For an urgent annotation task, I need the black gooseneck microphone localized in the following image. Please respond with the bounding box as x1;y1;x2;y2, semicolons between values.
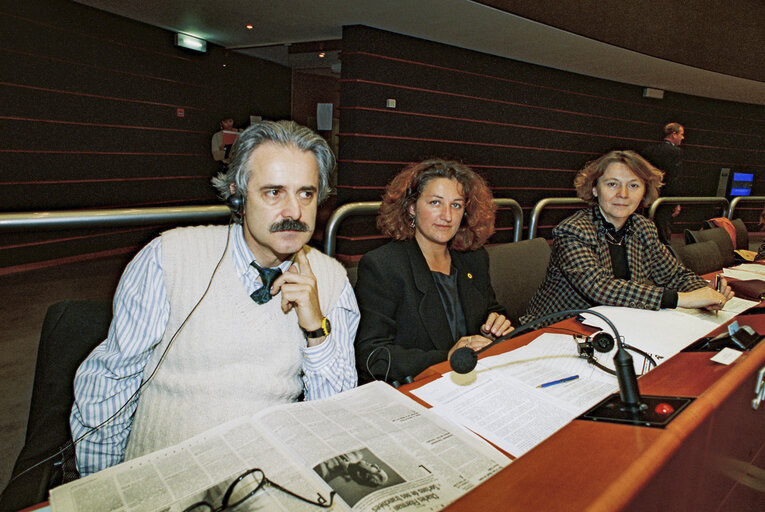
449;308;644;412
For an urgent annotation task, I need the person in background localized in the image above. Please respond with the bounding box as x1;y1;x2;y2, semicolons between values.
522;150;732;326
354;159;512;384
211;117;240;172
71;120;359;476
641;122;685;245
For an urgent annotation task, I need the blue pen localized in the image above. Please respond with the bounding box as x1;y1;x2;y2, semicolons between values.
537;375;579;388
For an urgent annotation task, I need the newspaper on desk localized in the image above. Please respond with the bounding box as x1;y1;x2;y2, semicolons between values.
49;381;508;512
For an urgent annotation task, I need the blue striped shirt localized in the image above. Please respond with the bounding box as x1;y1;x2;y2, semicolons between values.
70;224;359;475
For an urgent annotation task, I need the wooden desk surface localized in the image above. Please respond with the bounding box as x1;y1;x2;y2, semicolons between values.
401;315;765;511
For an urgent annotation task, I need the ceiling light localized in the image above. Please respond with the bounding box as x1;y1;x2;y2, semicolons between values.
245;24;253;30
318;52;326;58
174;33;207;53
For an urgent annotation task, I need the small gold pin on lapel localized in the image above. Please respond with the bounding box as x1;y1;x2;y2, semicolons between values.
467;273;473;279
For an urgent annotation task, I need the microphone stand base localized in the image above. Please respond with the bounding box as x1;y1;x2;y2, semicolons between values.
578;394;694;428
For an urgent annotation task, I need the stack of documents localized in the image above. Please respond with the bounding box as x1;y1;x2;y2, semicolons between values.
724;264;765;281
412;333;618;458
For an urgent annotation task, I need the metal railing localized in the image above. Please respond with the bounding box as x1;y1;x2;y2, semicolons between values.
1;195;740;256
527;198;586;239
647;196;729;220
0;197;524;260
527;196;733;240
323;198;524;257
496;198;524;243
728;196;765;219
0;205;230;232
323;201;381;257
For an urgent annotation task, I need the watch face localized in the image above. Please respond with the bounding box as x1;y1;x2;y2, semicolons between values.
323;318;332;335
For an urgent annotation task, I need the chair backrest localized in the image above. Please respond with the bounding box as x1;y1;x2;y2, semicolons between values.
731;218;749;250
345;265;358;288
705;217;746;250
486;238;551;324
674;240;724;275
1;300;112;511
684;227;735;267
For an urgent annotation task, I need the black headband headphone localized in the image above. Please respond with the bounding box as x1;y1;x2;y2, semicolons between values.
574;332;656;376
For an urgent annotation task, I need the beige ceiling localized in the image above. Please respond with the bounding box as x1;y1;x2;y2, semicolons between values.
74;0;765;105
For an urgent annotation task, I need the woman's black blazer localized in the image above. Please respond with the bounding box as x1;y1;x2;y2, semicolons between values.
354;239;505;383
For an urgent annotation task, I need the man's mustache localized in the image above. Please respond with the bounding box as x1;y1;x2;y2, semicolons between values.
269;219;310;232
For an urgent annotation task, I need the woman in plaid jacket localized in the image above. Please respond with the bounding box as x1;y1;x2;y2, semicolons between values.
522;150;733;326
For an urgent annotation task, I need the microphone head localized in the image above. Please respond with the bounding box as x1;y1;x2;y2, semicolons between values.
450;347;478;374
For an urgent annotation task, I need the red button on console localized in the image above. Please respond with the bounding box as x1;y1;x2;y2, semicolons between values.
655;403;675;415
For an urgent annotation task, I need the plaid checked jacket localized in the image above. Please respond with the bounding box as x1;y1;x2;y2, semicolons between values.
521;207;708;325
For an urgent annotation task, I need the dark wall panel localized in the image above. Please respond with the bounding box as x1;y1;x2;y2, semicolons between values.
479;0;765;82
0;0;292;273
336;26;765;257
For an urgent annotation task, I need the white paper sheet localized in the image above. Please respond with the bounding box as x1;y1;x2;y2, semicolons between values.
729;263;765;276
580;306;720;364
412;334;619;458
723;268;765;281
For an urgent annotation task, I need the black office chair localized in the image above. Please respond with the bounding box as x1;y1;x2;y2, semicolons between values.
674;240;725;275
704;217;749;251
684;227;736;268
486;238;552;324
0;300;112;512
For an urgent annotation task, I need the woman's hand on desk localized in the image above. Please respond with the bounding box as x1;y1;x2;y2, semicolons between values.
677;279;734;310
481;312;514;339
447;334;493;360
445;314;514;360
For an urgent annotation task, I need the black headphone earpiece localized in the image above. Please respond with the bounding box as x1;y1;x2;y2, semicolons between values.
227;195;243;216
575;332;615;357
590;332;615;353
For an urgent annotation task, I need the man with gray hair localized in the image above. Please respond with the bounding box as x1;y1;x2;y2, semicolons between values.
71;120;359;476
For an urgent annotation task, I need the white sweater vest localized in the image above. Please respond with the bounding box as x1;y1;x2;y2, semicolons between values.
125;225;346;459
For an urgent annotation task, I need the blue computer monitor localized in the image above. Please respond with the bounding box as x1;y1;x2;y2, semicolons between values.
729;171;755;196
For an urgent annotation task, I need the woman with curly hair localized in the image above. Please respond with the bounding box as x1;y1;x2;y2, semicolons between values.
521;150;732;326
354;159;512;383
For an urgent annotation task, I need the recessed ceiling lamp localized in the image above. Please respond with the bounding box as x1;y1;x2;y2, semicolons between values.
245;24;253;30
